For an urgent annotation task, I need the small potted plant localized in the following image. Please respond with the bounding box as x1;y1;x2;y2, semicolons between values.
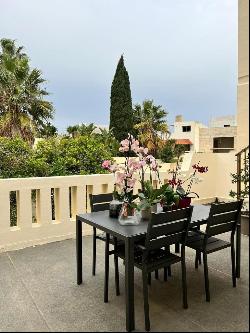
167;161;208;208
229;153;249;235
160;185;180;211
136;180;169;219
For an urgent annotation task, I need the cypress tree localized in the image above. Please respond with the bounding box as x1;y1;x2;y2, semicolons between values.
109;55;133;142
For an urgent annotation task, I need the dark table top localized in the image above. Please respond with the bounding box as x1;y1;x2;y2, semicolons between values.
77;204;211;241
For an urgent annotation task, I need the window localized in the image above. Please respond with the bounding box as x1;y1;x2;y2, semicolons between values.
224;124;230;127
213;137;234;153
182;126;191;132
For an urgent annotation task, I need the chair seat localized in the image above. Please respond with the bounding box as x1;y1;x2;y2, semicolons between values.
187;230;205;242
186;232;231;254
116;245;181;272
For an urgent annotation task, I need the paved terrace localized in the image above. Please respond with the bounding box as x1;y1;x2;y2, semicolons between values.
0;234;249;332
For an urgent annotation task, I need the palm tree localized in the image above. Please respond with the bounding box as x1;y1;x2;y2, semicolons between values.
66;123;97;138
134;99;169;156
66;125;80;138
78;123;97;136
0;39;54;143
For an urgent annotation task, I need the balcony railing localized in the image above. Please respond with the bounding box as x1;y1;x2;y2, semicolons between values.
0;172;169;252
0;149;238;253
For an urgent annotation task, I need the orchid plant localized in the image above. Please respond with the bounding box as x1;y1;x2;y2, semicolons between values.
159;161;208;209
102;135;208;213
167;160;208;199
102;134;161;208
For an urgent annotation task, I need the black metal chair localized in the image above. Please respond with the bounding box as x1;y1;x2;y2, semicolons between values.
89;193;121;298
90;193;163;304
107;206;193;331
186;200;243;302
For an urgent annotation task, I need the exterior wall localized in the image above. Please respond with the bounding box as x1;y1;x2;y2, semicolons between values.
210;115;236;128
237;0;249;151
171;120;206;152
238;0;249;79
188;152;237;200
199;126;237;152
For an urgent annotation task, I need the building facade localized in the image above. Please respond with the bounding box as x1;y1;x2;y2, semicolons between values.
170;115;207;152
237;0;249;151
170;115;237;153
199;116;237;153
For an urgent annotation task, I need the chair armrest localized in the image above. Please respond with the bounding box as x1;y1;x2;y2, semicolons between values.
190;228;206;236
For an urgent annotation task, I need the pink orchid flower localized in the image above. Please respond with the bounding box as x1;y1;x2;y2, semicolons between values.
115;172;126;185
102;160;111;170
127;178;136;188
109;163;118;173
139;160;146;167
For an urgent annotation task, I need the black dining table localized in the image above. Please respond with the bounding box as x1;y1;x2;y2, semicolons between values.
76;204;241;332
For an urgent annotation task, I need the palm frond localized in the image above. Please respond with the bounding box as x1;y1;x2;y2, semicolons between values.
0;39;54;143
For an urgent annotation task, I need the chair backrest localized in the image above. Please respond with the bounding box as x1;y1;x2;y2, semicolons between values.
205;200;243;238
145;206;193;253
89;193;113;212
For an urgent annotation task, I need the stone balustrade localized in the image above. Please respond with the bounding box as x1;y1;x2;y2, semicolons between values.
0;172;169;252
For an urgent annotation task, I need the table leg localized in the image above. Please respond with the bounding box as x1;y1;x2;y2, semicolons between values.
125;238;135;332
104;233;110;303
236;221;241;278
76;219;82;285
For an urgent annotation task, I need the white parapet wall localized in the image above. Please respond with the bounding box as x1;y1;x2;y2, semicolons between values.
0;152;237;252
0;172;169;252
186;151;237;200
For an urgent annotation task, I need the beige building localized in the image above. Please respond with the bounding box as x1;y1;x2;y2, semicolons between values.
170;115;237;153
237;0;249;151
209;115;236;128
199;115;237;153
170;115;207;152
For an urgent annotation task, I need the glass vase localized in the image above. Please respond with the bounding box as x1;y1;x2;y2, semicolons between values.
118;203;140;225
109;199;122;218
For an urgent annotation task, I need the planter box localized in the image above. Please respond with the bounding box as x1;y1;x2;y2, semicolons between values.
241;215;249;236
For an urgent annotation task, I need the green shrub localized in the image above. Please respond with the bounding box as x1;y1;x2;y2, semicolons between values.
0;136;114;178
159;139;176;162
32;136;113;176
0;137;32;178
159;140;186;163
230;153;249;212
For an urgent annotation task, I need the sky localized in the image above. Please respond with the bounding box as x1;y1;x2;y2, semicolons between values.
0;0;238;133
